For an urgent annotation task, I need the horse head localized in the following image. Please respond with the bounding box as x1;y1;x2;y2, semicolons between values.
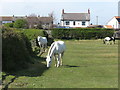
46;55;52;68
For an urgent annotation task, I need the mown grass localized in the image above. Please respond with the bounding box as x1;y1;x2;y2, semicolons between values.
2;40;118;88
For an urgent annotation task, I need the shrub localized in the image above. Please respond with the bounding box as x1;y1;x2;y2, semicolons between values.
13;19;28;29
2;28;33;72
51;28;114;40
4;23;14;28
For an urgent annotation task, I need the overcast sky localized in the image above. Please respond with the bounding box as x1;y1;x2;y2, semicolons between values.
0;0;119;25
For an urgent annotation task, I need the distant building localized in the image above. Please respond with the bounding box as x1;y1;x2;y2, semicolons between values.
0;16;14;25
0;15;53;29
38;17;53;29
107;16;120;29
60;9;90;28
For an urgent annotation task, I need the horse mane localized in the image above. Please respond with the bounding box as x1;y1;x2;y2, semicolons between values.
48;42;55;56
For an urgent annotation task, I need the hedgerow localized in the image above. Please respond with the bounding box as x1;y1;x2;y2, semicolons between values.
51;28;114;40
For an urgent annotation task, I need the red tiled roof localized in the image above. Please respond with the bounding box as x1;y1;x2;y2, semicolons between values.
115;16;120;18
104;25;113;29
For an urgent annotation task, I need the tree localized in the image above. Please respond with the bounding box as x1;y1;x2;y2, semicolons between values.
13;19;28;28
48;11;57;24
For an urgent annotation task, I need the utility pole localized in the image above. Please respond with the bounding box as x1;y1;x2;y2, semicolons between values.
96;16;98;25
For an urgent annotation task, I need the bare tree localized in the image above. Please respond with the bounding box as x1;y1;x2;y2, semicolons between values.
48;11;57;24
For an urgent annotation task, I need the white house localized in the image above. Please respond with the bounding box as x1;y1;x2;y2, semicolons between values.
107;16;120;29
60;9;90;28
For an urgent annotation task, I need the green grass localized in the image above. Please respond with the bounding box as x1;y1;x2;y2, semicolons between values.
2;40;118;88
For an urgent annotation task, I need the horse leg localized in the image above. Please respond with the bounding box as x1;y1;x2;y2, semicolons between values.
45;44;47;52
54;55;57;67
60;52;64;66
57;55;60;67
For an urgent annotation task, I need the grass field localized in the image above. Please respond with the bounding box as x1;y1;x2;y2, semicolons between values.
2;40;118;88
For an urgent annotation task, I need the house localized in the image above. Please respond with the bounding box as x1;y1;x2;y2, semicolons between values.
0;16;14;25
107;16;120;29
38;17;53;29
0;15;53;29
26;16;39;28
60;9;90;28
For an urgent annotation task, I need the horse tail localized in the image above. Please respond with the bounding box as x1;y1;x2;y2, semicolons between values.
113;38;115;44
103;39;105;44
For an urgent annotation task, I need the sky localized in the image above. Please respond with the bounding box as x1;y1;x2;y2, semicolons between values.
0;0;119;25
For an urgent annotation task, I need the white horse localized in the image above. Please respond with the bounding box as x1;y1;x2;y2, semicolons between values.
46;41;66;68
36;36;47;55
103;37;115;45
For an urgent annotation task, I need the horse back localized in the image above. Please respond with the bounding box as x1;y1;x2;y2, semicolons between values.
55;41;66;53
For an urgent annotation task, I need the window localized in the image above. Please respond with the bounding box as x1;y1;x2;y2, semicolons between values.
73;21;75;25
82;21;86;26
66;21;69;25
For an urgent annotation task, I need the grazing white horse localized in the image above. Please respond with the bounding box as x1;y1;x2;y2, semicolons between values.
36;36;47;55
46;41;66;68
103;37;115;45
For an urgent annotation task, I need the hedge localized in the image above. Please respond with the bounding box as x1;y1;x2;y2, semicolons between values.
51;28;114;40
2;28;33;72
21;29;47;40
22;29;54;46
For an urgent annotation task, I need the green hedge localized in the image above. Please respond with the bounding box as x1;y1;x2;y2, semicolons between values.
22;29;48;40
51;28;114;39
22;29;54;46
2;28;33;72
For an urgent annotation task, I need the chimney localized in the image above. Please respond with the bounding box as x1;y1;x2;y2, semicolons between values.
88;9;90;14
62;9;64;14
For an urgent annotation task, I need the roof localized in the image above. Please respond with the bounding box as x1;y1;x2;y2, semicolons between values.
115;16;120;24
38;17;53;23
104;25;113;29
26;17;39;23
13;16;25;21
0;16;13;21
61;13;90;21
0;16;53;24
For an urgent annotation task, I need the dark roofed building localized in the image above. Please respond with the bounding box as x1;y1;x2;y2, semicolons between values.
0;15;53;29
38;17;53;29
0;16;14;25
61;9;90;28
26;16;39;28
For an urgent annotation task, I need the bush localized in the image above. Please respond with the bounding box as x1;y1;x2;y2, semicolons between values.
2;28;33;72
51;28;114;40
13;19;28;29
4;23;14;28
